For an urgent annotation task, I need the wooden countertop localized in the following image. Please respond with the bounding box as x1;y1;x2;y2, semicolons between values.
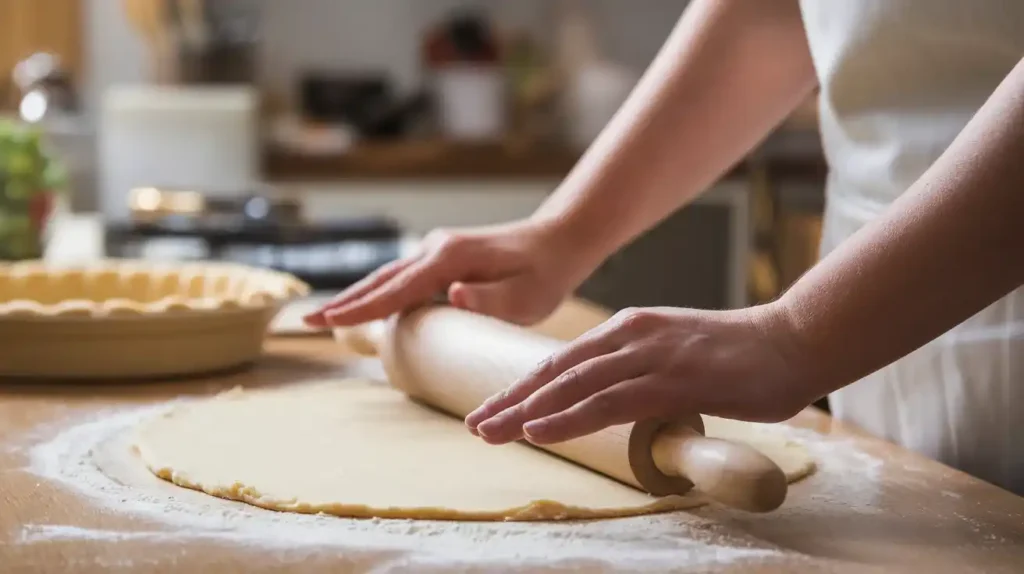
2;301;1022;572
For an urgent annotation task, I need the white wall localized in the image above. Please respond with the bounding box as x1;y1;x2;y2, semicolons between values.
84;0;690;113
83;0;148;114
258;0;555;99
586;0;691;70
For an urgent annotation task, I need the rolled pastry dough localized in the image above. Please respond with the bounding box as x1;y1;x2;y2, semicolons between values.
135;380;814;521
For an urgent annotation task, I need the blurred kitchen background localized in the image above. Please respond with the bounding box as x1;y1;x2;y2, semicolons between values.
0;0;826;320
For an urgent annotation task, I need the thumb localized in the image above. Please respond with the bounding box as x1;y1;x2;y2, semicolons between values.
449;279;541;325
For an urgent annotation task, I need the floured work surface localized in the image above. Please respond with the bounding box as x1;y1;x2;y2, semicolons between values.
133;379;815;521
5;331;1024;572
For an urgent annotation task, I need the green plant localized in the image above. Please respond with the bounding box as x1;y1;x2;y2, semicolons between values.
0;119;68;260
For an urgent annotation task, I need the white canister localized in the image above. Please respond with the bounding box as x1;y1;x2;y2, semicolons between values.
433;66;507;141
567;62;638;149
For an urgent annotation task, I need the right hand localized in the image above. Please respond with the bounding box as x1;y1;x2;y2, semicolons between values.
303;219;593;328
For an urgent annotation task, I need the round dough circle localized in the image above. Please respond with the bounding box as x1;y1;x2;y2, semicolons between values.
135;380;815;521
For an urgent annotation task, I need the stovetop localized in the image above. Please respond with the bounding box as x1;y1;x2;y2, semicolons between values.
103;216;403;290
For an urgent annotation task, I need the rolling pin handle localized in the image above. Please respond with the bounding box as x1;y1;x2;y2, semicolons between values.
650;422;788;513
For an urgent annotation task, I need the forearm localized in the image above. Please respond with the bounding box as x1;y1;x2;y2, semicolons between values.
776;57;1024;399
534;0;816;262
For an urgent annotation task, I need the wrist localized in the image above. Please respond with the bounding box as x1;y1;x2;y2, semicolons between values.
525;210;617;281
748;299;832;406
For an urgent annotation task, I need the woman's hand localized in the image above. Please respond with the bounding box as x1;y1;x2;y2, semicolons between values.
464;304;819;445
304;219;599;328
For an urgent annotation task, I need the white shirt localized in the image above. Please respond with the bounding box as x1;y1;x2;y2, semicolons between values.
799;0;1024;494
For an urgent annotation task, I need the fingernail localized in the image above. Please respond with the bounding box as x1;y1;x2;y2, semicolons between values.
464;410;482;427
476;419;498;437
466;401;498;425
458;290;475;311
476;417;508;442
523;419;549;440
322;311;346;326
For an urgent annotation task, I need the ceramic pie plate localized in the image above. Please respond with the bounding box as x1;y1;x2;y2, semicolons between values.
0;259;311;379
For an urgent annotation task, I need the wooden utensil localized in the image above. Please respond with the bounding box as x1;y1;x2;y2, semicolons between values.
341;304;789;513
122;0;176;83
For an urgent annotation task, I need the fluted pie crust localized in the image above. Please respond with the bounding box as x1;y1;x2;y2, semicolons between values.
0;259;310;379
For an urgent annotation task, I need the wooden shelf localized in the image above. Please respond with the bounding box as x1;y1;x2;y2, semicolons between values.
263;139;583;183
263;136;827;186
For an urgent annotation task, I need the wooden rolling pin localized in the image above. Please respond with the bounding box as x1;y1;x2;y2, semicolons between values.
340;305;788;513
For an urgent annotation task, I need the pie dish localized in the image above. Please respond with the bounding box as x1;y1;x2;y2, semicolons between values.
0;259;310;379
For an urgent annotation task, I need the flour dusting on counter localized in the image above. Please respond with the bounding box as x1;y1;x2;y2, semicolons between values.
762;425;885;514
17;403;864;572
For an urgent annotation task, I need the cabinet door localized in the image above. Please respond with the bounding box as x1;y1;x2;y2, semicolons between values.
0;0;83;107
577;183;751;312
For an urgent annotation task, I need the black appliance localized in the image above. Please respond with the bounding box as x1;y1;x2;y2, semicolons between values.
299;72;431;140
106;192;402;291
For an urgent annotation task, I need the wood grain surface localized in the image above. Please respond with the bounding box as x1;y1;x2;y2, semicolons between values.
1;300;1023;573
0;0;83;109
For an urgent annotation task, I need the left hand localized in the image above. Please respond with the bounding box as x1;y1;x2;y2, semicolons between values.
464;305;819;445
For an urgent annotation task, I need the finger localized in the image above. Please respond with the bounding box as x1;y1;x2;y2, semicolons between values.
449;280;503;314
465;319;622;433
473;349;645;444
303;258;414;326
323;254;451;326
466;326;621;443
326;258;414;309
449;277;538;325
523;375;680;445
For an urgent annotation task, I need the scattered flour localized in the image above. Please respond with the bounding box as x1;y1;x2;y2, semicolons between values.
11;399;909;572
753;424;885;515
16;403;810;573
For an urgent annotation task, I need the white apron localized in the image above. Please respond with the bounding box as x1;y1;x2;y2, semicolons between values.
799;0;1024;494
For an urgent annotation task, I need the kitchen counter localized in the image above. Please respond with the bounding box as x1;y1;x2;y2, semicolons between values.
1;301;1022;572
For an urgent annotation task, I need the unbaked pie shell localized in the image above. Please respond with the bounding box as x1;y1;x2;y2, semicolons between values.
0;259;310;379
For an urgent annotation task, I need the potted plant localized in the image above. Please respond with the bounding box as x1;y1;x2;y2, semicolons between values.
0;119;67;261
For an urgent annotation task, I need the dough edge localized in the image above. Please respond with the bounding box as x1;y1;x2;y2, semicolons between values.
133;382;813;522
134;457;699;521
